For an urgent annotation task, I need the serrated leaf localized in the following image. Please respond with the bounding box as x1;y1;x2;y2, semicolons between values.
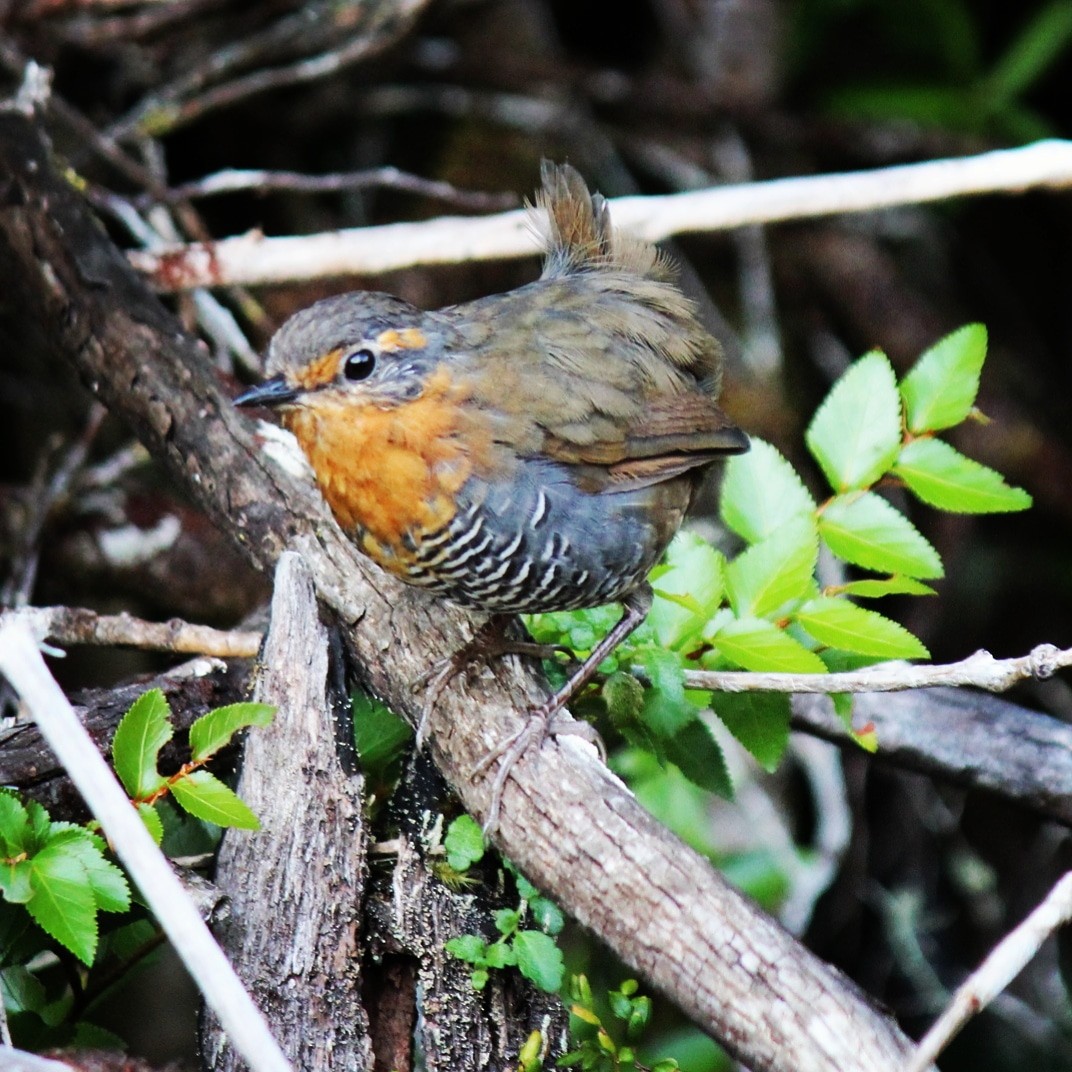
136;802;165;845
900;324;987;433
46;829;130;914
0;860;33;905
27;843;97;964
820;492;943;578
111;689;172;800
530;896;565;936
796;597;929;659
663;718;733;797
720;438;817;543
638;649;694;738
832;576;937;598
895;438;1032;513
482;941;514;969
445;934;487;963
170;771;259;830
25;800;50;849
188;703;275;763
514;930;565;993
495;907;520;936
713;692;790;772
0;792;30;857
647;532;724;648
352;692;412;767
1;964;48;1015
806;351;902;491
444;815;485;872
725;516;818;618
712;616;828;673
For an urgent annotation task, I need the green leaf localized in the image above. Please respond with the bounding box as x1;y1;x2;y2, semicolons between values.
638;649;694;738
0;792;30;857
663;718;733;797
725;516;818;618
711;616;828;673
900;324;987;434
483;941;515;969
0;860;33;905
188;703;275;763
714;692;790;772
1;964;48;1015
495;907;520;936
796;597;929;659
26;842;98;964
720;438;817;543
647;533;724;648
136;802;165;845
444;815;485;872
530;897;565;936
111;689;172;800
445;934;487;964
352;692;412;767
170;771;260;830
47;828;129;914
819;492;943;579
833;576;937;598
514;930;565;993
805;351;902;491
895;438;1032;513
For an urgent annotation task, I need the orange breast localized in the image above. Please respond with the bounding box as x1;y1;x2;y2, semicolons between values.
284;366;492;576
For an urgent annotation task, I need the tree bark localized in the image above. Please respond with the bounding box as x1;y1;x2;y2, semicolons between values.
0;108;927;1072
201;553;374;1072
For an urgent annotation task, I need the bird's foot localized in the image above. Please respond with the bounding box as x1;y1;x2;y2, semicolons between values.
413;616;575;750
473;703;605;834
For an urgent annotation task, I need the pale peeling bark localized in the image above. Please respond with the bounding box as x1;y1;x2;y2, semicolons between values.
201;553;373;1072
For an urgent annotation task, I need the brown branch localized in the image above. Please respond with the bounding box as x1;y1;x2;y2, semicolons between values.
791;688;1072;826
0;108;923;1072
4;605;262;658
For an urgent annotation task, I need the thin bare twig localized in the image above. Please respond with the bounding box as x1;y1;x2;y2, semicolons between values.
129;139;1072;290
0;619;292;1072
904;872;1072;1072
105;0;432;143
135;166;518;212
680;644;1070;695
2;605;261;658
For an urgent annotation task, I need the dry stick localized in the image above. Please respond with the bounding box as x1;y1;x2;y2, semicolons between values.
2;605;261;658
0;109;923;1072
683;643;1071;695
904;871;1072;1072
138;166;518;211
0;619;293;1072
130;139;1072;289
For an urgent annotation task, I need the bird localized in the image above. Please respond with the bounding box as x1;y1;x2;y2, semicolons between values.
236;161;748;828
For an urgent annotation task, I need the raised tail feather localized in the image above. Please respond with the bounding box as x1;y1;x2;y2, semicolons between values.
536;161;672;282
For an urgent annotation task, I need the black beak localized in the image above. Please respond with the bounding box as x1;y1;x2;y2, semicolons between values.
234;375;299;409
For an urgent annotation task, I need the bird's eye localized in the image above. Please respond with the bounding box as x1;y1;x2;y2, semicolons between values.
342;348;376;381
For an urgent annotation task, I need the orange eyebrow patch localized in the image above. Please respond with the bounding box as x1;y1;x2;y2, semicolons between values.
377;327;427;351
293;347;343;390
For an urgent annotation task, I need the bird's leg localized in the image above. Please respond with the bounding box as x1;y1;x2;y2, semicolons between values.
477;584;653;832
414;614;575;749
